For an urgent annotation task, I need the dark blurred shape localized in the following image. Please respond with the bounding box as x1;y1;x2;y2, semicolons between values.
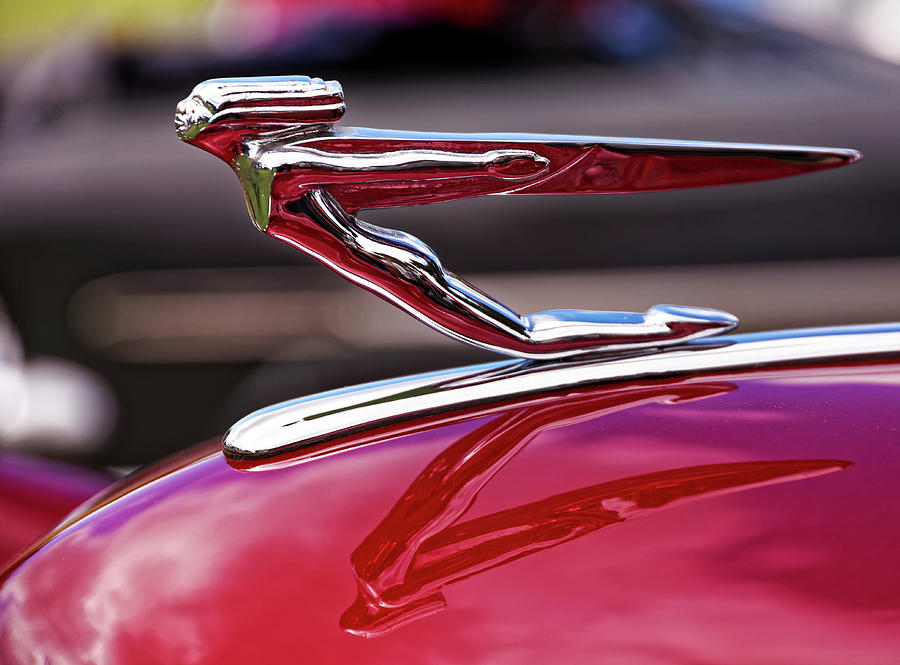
574;0;680;60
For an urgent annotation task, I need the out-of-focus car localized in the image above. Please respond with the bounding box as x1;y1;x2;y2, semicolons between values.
1;74;899;664
4;0;900;470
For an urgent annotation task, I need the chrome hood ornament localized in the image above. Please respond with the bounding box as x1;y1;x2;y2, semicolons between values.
176;75;859;360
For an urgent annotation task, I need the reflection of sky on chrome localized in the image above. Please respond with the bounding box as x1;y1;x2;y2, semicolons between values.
3;367;900;664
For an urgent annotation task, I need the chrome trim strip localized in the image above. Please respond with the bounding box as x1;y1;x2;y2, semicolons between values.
224;323;900;459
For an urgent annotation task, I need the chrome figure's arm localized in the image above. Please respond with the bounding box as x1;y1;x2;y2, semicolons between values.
247;138;551;182
176;76;859;359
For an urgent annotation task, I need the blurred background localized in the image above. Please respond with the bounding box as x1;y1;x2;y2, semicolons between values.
0;0;898;470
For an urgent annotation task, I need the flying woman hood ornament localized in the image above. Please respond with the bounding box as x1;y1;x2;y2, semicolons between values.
176;75;859;360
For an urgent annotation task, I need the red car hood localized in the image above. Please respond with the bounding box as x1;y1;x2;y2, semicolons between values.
2;358;900;663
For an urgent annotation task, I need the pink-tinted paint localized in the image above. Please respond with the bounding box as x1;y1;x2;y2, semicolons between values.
0;454;111;569
2;362;900;663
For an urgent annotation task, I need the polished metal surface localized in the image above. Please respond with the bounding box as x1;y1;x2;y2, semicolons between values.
224;323;900;460
176;75;859;359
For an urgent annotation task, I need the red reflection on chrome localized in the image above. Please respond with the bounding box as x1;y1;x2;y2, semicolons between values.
180;77;858;359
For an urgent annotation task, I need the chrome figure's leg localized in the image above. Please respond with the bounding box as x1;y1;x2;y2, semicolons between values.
268;188;737;359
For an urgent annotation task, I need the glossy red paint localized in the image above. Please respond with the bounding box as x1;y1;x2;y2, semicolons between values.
0;454;112;569
3;361;900;663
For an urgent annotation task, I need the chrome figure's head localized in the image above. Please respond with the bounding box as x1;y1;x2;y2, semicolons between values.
175;76;344;144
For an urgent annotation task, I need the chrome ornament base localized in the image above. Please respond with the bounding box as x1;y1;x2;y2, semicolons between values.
224;324;900;461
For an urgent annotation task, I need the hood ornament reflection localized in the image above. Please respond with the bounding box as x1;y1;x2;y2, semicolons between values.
176;75;859;359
